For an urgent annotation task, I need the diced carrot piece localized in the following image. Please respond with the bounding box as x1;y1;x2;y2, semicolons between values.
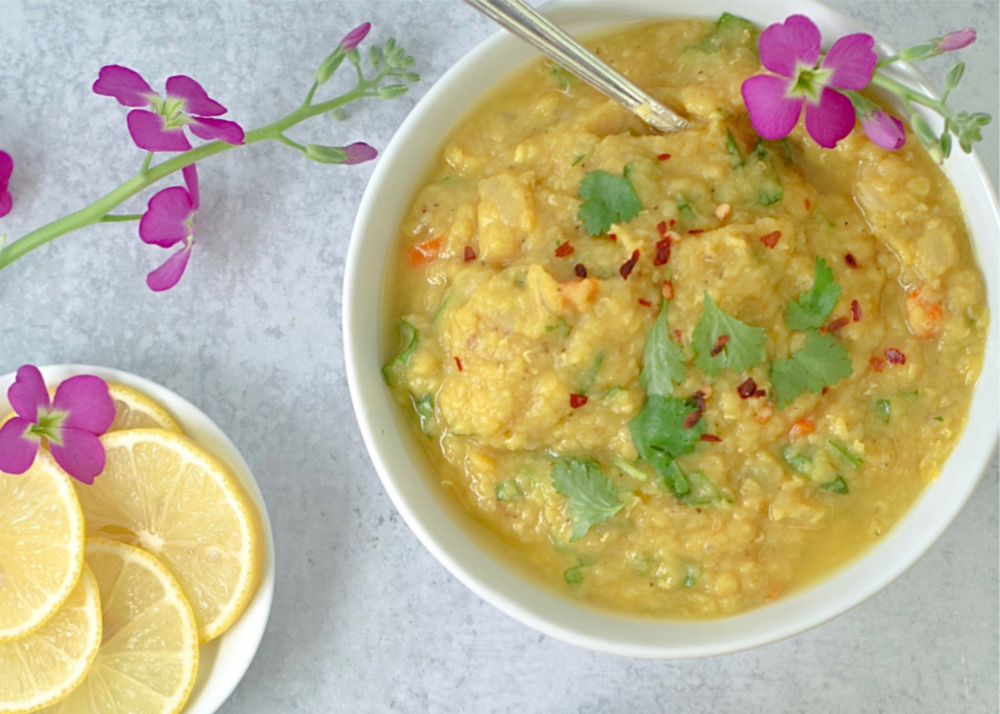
789;417;815;440
407;236;443;266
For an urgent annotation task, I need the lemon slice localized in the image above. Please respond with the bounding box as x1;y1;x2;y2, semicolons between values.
0;566;101;714
0;452;86;642
106;382;182;433
73;429;261;642
42;538;199;714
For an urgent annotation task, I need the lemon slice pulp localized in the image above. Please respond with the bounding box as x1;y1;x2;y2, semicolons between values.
106;382;182;432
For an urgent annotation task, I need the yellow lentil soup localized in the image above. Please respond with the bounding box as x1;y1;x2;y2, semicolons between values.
381;17;988;618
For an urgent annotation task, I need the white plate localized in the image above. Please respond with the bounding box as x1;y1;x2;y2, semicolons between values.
0;364;275;713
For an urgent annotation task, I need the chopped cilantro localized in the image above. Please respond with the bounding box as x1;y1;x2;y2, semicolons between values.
786;257;842;331
770;329;853;408
641;300;687;397
496;479;524;502
415;393;434;435
934;415;945;422
781;445;813;475
576;169;643;236
563;564;585;585
876;398;891;424
577;351;605;395
629;395;706;497
551;458;624;540
692;292;767;376
725;129;744;168
681;471;722;505
381;319;418;387
827;439;863;468
820;476;850;494
675;193;696;221
613;457;650;482
683;566;698;588
571;154;585;166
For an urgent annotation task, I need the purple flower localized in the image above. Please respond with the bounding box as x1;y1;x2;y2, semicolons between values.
342;142;378;165
139;164;199;291
860;109;906;150
94;65;244;152
340;22;372;51
741;15;877;148
938;28;976;52
0;150;13;218
0;365;114;484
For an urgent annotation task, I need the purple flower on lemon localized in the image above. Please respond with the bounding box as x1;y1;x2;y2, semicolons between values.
0;150;13;218
0;365;114;483
741;15;877;148
93;65;244;152
139;164;199;291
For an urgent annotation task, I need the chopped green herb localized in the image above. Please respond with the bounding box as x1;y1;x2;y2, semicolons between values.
381;319;418;387
692;292;767;376
563;564;585;585
577;169;643;236
687;12;758;52
898;389;920;400
577;351;605;395
934;415;945;422
415;393;435;435
641;300;687;397
675;193;696;221
725;130;743;169
786;257;842;331
551;458;624;540
571;154;585;166
545;316;572;337
613;458;649;482
605;385;624;397
820;476;850;494
876;398;891;424
496;478;524;502
548;62;574;90
782;445;813;475
827;439;863;468
431;296;450;324
683;566;698;588
629;395;706;497
770;329;853;408
681;471;722;505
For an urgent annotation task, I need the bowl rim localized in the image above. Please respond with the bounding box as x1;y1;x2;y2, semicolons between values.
344;0;1000;658
0;364;276;710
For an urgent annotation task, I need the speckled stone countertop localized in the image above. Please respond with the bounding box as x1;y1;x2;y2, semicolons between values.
1;1;997;712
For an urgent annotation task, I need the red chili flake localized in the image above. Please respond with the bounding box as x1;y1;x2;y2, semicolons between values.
754;389;767;398
669;219;676;227
554;242;574;257
851;299;862;322
885;348;907;365
688;229;704;235
700;434;722;443
657;153;672;161
464;246;476;262
683;411;702;429
662;281;674;301
673;328;683;343
454;356;463;371
870;356;886;372
826;317;849;333
574;263;588;278
619;249;640;280
609;233;618;242
844;253;859;268
570;394;588;408
638;298;652;307
821;386;829;395
691;390;707;413
709;334;730;357
653;237;672;266
737;378;758;399
760;231;781;249
804;198;811;210
657;220;668;236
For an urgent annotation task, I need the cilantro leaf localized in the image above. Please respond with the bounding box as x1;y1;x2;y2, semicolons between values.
551;458;624;540
786;257;842;331
576;169;643;236
770;329;853;408
641;300;687;397
381;319;418;387
692;292;767;376
628;395;706;496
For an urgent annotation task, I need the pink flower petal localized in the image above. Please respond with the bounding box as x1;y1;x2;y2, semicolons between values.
0;417;41;474
0;191;10;219
939;28;975;52
822;33;877;91
93;65;157;107
52;375;115;434
861;110;906;150
340;22;372;51
186;117;245;145
759;15;822;77
127;110;192;152
0;150;12;190
742;74;803;140
342;142;378;165
8;364;51;422
804;88;857;148
139;186;194;247
49;428;105;484
183;164;200;211
164;75;227;117
147;243;193;292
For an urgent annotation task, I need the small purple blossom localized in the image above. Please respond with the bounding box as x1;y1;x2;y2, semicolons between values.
342;142;378;165
938;28;976;52
340;22;372;51
0;151;13;218
139;164;199;291
94;65;245;152
861;109;907;150
741;15;877;148
0;365;115;484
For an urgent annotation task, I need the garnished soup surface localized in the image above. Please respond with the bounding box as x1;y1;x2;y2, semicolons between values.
382;17;988;618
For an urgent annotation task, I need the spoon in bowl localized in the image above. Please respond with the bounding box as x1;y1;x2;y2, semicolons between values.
461;0;689;132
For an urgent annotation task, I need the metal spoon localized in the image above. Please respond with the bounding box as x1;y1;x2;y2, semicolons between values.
461;0;689;133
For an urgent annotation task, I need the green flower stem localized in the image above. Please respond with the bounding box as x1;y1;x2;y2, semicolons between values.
275;134;307;151
139;151;153;176
303;81;319;107
0;86;378;273
870;71;948;116
100;214;143;222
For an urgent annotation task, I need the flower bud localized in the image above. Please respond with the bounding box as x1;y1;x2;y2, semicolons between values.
377;84;409;99
303;144;348;164
340;22;371;52
938;28;975;52
861;110;906;151
315;49;345;86
944;61;965;92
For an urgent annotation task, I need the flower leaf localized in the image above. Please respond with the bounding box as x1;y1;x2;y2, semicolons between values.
551;458;624;540
692;292;767;376
786;256;842;330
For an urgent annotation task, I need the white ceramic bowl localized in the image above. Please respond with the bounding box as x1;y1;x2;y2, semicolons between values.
344;0;999;658
0;365;275;711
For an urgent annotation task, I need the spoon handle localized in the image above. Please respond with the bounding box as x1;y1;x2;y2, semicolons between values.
462;0;688;132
